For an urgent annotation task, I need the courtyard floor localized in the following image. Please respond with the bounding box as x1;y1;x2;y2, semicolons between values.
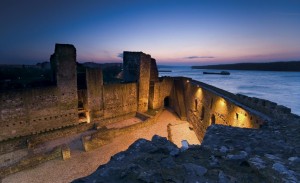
2;109;199;183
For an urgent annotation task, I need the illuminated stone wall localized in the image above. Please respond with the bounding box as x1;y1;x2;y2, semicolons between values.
0;44;78;141
179;78;266;142
147;76;269;142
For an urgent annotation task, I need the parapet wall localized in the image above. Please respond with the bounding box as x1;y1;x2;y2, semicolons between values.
236;94;292;118
186;80;294;118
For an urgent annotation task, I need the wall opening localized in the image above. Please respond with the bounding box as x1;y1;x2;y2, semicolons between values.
210;98;213;109
236;113;239;120
164;97;170;107
78;101;84;109
211;114;216;125
201;106;205;120
195;99;198;111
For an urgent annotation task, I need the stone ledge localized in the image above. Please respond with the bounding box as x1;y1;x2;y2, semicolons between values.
82;108;164;152
0;144;68;178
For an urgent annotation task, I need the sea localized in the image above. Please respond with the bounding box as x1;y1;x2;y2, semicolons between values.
158;66;300;116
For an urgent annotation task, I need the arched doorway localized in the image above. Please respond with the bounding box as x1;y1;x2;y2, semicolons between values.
211;114;216;125
164;97;170;107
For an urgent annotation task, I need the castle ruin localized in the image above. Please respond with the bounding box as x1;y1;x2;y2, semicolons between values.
0;44;295;179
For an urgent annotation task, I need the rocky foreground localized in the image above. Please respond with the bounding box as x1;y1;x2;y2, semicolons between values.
73;117;300;183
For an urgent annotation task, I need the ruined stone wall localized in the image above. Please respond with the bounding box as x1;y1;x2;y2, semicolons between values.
181;78;266;142
149;59;159;82
86;68;103;121
190;80;293;118
170;78;188;120
123;52;151;112
149;77;174;109
0;44;78;141
50;44;78;122
149;76;268;142
0;87;75;141
102;83;137;119
123;52;141;82
137;53;151;112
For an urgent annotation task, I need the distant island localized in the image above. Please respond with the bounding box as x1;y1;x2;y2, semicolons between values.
192;61;300;71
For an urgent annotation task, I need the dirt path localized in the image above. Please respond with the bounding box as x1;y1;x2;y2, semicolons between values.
2;109;199;183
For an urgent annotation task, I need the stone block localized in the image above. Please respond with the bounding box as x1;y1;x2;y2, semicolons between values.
61;144;71;160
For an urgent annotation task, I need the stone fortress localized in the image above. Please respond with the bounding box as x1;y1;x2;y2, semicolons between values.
0;44;299;182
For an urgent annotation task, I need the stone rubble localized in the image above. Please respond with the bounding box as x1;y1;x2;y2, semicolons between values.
73;115;300;183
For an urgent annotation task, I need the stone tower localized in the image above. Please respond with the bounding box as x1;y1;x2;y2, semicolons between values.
86;68;104;121
123;52;151;112
50;44;77;93
50;44;78;122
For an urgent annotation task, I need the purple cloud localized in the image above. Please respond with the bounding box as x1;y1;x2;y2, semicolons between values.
185;56;215;59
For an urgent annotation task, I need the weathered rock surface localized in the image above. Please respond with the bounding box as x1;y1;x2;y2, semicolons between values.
73;116;300;183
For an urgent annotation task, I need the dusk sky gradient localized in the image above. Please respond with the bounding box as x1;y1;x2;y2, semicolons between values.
1;0;300;65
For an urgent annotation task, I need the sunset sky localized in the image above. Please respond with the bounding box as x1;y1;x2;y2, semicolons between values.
1;0;300;65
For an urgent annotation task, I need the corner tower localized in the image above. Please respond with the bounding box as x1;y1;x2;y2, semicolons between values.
123;52;151;112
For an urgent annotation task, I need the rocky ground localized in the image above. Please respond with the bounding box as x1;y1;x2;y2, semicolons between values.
73;115;300;183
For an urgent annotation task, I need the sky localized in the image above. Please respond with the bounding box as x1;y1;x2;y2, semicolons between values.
1;0;300;65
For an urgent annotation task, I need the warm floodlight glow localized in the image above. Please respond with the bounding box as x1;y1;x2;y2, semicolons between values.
217;98;226;108
195;87;203;99
86;112;91;123
220;99;225;107
187;80;190;83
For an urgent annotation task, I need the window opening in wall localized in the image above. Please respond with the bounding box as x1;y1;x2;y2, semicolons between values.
195;99;198;111
236;113;239;120
210;98;213;109
201;106;205;120
164;97;170;107
211;114;216;125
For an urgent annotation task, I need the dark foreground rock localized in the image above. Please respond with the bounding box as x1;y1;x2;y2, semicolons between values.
73;117;300;183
